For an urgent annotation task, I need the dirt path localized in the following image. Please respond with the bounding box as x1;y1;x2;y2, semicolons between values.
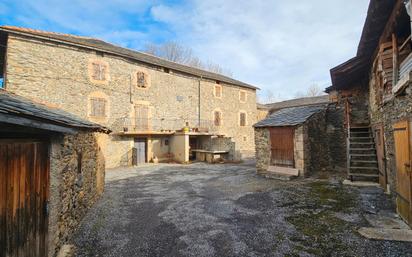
72;163;412;257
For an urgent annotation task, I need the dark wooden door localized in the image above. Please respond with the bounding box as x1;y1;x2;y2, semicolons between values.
134;138;146;165
270;127;294;167
393;120;412;225
0;141;50;257
373;125;387;190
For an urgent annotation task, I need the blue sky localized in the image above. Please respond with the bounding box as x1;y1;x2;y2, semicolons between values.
0;0;370;101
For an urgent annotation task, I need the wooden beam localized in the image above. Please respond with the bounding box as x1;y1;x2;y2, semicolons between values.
393;33;399;85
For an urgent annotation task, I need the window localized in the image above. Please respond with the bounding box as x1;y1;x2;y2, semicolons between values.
214;85;222;98
91;62;107;81
239;90;247;102
135;104;150;130
239;112;247;126
90;97;107;117
214;111;222;126
136;71;147;88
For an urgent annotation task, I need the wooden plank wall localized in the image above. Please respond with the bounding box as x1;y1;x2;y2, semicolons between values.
0;141;49;257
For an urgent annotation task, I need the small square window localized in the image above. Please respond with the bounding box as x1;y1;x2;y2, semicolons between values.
136;71;147;88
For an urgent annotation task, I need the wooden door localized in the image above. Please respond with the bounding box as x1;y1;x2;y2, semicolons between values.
373;125;387;190
0;141;50;257
134;138;146;165
393;120;412;225
135;105;150;131
270;127;295;167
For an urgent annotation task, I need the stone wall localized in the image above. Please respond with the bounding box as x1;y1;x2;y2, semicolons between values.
48;132;105;256
198;136;237;160
5;35;257;168
305;110;329;175
369;79;412;195
254;128;271;174
325;103;347;172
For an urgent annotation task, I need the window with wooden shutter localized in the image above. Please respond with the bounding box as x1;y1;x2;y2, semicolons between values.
240;112;246;126
214;85;222;98
135;104;150;130
214;111;222;126
92;63;106;81
136;72;147;88
90;97;106;117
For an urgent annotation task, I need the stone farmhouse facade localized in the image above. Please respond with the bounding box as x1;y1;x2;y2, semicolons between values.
0;26;258;168
327;0;412;226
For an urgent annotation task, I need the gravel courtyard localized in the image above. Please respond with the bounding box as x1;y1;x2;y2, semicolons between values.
73;162;412;257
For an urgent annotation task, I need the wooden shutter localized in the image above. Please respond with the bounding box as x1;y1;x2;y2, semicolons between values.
92;63;106;81
215;85;222;98
136;72;146;88
135;105;150;130
270;127;295;167
90;98;106;117
214;111;221;126
240;112;246;126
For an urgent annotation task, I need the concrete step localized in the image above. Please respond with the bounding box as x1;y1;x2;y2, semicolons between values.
348;173;379;178
350;166;379;170
266;166;299;181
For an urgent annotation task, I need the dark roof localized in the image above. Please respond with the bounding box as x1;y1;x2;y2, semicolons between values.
264;95;330;111
254;104;327;128
327;0;397;92
0;26;258;91
0;90;110;134
257;103;270;110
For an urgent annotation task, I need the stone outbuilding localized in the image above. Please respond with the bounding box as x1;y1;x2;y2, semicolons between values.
0;90;110;257
254;104;329;179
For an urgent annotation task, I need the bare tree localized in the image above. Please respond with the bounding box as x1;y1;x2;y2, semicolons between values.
295;84;324;98
142;42;232;77
258;89;278;104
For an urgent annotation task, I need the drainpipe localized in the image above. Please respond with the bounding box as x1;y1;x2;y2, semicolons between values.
405;0;412;41
198;76;202;127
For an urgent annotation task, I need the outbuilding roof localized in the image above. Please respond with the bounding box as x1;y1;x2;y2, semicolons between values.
0;26;258;91
253;104;327;128
264;95;329;112
0;90;110;134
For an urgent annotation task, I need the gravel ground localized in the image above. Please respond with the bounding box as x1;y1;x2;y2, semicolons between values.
72;162;412;257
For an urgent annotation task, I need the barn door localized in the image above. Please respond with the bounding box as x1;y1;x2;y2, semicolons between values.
133;138;147;165
0;141;50;257
393;120;412;225
373;125;387;190
270;127;294;167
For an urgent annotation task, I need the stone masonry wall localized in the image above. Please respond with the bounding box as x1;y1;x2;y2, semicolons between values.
369;79;412;196
5;35;257;168
305;110;329;175
325;103;347;172
48;132;105;256
254;128;271;175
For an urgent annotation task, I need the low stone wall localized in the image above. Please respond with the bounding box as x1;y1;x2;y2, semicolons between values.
198;136;236;161
49;132;105;256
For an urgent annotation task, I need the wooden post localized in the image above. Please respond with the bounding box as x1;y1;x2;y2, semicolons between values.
392;33;399;86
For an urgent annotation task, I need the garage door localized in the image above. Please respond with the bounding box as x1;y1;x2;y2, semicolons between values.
0;140;49;257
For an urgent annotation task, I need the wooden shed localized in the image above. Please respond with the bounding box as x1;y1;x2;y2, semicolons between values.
254;104;328;179
0;90;110;257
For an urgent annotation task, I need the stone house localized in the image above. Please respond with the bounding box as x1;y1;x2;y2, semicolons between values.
254;104;330;179
264;95;330;115
0;26;259;168
326;0;412;226
0;90;110;256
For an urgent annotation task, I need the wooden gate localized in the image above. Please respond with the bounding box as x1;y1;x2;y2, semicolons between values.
0;140;50;257
373;124;387;190
393;120;412;225
270;127;295;167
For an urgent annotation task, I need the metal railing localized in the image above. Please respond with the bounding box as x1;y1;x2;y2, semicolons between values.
118;118;217;133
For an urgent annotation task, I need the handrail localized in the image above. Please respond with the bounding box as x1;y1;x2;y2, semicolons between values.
345;98;352;180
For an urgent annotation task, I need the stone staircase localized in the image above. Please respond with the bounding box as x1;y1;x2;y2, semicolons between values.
348;126;379;181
